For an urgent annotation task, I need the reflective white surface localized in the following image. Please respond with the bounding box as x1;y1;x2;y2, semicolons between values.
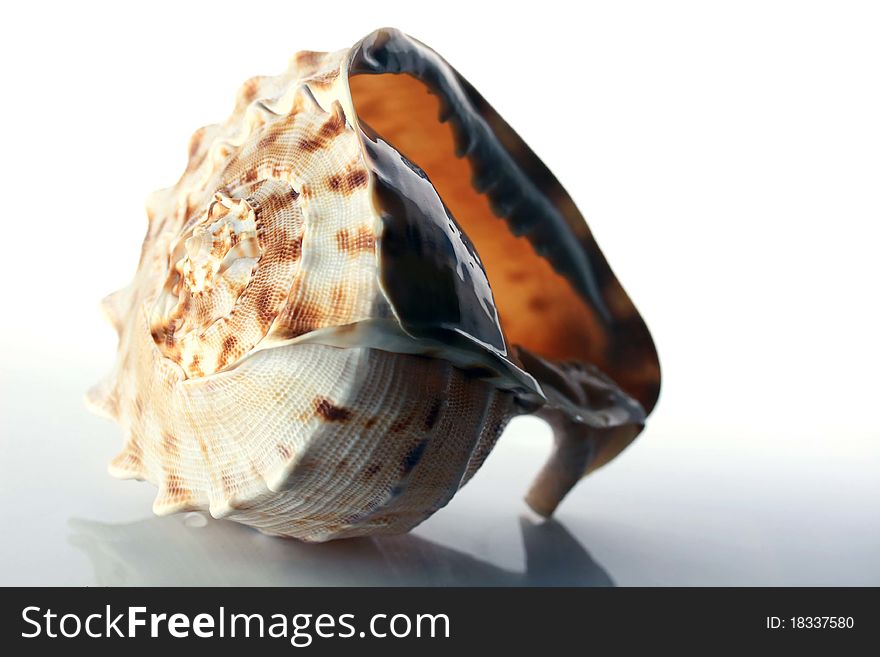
1;1;879;586
2;347;878;586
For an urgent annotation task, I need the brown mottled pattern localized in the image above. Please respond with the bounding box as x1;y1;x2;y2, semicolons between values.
150;180;304;377
330;285;347;311
362;462;382;480
290;234;303;261
327;168;369;194
294;111;347;154
422;398;444;430
162;432;179;456
335;226;375;254
188;354;204;377
220;334;239;362
319;111;346;138
297;136;324;153
275;290;327;339
389;405;419;434
165;473;191;501
314;397;352;422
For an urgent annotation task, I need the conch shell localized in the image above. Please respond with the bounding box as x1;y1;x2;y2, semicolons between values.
88;28;660;542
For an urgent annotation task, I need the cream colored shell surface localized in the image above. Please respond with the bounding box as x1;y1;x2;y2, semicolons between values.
88;48;517;541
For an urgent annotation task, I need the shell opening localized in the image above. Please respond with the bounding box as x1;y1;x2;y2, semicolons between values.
350;73;607;374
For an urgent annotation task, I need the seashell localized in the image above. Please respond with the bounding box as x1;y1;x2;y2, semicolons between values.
88;28;660;542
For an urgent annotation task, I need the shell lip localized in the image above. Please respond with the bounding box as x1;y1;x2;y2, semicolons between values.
345;28;660;416
260;318;545;402
348;28;612;322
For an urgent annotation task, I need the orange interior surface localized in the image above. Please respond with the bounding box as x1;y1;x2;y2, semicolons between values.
349;73;604;364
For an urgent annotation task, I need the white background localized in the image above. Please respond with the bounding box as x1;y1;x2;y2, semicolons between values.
1;1;878;584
